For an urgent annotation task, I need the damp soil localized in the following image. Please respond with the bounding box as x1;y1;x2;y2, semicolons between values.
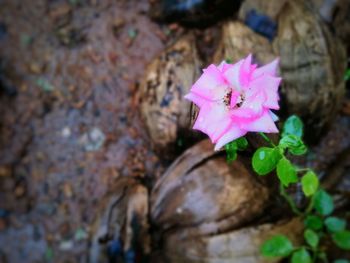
0;1;169;262
0;0;349;262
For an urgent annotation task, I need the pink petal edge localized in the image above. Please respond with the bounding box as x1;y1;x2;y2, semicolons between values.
214;125;247;151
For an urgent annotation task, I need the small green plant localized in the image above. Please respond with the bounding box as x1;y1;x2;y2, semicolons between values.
344;68;350;81
225;137;248;162
226;115;350;262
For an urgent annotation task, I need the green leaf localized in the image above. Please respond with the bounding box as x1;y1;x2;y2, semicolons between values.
290;146;307;155
252;147;282;176
260;235;294;257
332;231;350;250
225;141;238;162
301;171;319;196
304;215;323;231
291;248;312;263
314;190;334;216
325;217;347;233
282;115;303;138
225;137;249;162
334;259;350;263
344;68;350;81
304;229;319;248
279;134;307;155
236;137;248;150
318;252;327;261
227;150;237;162
276;158;298;187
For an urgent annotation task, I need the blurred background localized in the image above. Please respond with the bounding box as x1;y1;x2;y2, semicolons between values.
0;0;349;262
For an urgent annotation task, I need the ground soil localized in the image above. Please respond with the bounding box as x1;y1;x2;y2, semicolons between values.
0;1;168;262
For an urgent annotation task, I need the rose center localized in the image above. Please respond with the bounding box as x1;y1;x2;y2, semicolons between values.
223;89;245;109
235;93;245;108
223;90;232;106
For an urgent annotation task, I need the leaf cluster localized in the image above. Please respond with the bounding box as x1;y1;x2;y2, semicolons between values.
250;116;350;262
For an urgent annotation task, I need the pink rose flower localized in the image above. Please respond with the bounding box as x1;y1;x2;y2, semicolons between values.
185;54;281;150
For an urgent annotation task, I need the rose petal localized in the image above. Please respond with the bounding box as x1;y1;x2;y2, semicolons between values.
269;111;279;122
222;59;244;91
241;54;252;73
230;90;266;119
240;54;253;87
217;61;234;73
214;125;247;151
193;103;231;143
229;90;240;109
230;107;258;119
239;110;279;133
191;64;227;100
184;93;209;108
262;77;281;110
248;75;281;110
252;58;279;79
